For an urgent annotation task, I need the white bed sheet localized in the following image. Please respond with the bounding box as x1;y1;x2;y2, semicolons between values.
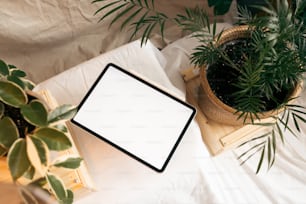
35;25;306;204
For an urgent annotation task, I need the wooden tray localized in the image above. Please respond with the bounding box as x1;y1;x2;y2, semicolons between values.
181;67;270;156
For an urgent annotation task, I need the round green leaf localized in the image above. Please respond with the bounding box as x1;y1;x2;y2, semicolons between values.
48;104;77;124
7;75;25;89
46;173;67;202
54;157;83;169
0;80;27;107
11;69;26;77
0;117;19;149
0;59;9;76
20;100;48;127
7;138;31;181
33;127;72;151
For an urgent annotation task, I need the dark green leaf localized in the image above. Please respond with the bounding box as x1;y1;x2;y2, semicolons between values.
7;75;25;89
0;102;4;118
0;117;19;149
11;69;26;77
20;100;48;127
33;127;72;151
98;2;129;23
60;189;74;204
0;80;27;107
7;138;31;181
256;146;265;174
47;104;77;124
93;0;121;16
54;157;83;169
46;173;67;202
0;59;9;76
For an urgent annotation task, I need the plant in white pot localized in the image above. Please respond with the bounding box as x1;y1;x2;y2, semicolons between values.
92;0;306;172
0;59;82;204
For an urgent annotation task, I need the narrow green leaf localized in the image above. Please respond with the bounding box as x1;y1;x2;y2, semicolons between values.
109;5;135;27
98;2;129;23
120;7;142;30
0;59;9;76
47;104;77;124
60;189;74;204
34;128;72;151
54;157;83;169
0;117;19;148
46;173;67;202
93;0;121;16
20;100;48;127
256;146;265;174
7;138;31;181
0;80;27;107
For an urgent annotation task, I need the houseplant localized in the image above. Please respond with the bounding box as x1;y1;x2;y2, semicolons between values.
92;0;306;173
0;59;82;204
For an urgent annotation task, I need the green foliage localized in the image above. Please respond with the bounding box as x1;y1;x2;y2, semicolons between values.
93;0;306;173
0;81;28;107
8;138;31;181
20;100;48;127
33;127;72;151
0;60;79;204
93;0;169;45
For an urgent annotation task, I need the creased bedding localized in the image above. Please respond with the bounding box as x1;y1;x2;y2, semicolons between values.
35;31;306;203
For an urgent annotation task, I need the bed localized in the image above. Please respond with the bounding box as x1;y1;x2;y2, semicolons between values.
1;1;306;204
34;29;306;204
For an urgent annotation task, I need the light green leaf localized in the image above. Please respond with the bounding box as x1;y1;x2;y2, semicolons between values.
33;127;72;151
23;165;35;180
26;136;49;175
21;79;35;90
48;104;77;124
7;138;31;181
46;173;67;202
20;100;48;127
0;80;27;107
0;59;9;76
52;124;68;133
0;117;19;149
54;157;83;169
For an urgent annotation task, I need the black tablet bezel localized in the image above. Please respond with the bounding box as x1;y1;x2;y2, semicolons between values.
71;63;196;172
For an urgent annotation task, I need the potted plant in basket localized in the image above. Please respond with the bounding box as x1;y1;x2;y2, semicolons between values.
0;59;82;204
92;0;306;172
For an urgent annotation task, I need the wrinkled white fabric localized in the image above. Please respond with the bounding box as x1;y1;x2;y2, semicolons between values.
35;32;306;204
0;0;236;83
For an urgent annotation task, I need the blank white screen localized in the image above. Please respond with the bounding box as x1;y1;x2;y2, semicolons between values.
72;64;195;171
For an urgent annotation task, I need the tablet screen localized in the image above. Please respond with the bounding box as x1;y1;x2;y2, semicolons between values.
71;63;195;172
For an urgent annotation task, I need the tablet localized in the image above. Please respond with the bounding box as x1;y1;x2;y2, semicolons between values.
71;63;196;172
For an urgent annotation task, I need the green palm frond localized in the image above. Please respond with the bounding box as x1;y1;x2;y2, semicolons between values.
92;0;169;45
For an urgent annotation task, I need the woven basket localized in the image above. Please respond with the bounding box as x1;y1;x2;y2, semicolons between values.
198;25;302;126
